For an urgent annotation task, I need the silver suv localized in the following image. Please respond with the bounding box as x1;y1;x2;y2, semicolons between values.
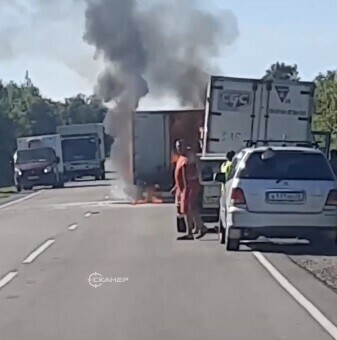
215;146;337;251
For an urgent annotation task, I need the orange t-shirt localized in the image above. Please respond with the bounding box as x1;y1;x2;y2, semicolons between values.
174;155;188;194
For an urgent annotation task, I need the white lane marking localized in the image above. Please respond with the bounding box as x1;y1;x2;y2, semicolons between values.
0;271;18;289
68;224;78;231
0;190;43;210
85;212;91;217
23;239;55;264
253;251;337;339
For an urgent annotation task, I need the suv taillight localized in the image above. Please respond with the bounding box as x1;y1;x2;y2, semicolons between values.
326;190;337;206
230;188;246;205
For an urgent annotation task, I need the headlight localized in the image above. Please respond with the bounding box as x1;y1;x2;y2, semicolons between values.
15;168;22;176
43;166;53;173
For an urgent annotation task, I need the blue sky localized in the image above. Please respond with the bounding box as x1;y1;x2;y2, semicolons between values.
1;0;337;108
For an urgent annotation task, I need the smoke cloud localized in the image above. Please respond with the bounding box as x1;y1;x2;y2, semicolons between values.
1;0;238;106
82;0;238;200
83;0;239;109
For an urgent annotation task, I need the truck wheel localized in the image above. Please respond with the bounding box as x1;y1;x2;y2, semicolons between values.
226;237;240;251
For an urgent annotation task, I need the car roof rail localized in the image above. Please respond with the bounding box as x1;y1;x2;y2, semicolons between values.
244;139;320;148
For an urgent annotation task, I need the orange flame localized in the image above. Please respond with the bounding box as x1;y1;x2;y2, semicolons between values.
132;187;163;204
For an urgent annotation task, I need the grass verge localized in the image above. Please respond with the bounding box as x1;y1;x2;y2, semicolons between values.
0;186;17;202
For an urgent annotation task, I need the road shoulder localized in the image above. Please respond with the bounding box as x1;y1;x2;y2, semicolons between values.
263;252;337;328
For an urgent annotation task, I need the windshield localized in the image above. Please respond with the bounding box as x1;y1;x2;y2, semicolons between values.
238;150;335;181
62;138;98;162
199;160;224;181
16;147;56;164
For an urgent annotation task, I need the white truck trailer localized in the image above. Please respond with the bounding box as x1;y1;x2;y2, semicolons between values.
57;123;106;181
14;134;64;191
202;76;331;155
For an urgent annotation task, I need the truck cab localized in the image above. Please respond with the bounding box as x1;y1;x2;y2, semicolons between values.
57;124;106;181
14;135;64;191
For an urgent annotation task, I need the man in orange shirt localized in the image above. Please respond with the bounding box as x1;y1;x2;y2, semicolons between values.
173;139;207;240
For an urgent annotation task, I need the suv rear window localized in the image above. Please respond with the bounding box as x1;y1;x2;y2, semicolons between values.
238;150;335;181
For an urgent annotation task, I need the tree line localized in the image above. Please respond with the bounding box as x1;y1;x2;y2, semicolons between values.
1;63;337;187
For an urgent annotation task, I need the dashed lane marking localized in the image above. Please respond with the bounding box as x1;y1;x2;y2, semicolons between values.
68;224;78;231
0;271;18;289
23;239;55;264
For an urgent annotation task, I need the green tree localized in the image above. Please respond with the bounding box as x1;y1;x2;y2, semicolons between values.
313;70;337;148
315;70;337;83
263;62;300;81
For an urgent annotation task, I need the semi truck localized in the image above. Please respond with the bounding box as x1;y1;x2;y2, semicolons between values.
56;123;106;181
14;134;64;191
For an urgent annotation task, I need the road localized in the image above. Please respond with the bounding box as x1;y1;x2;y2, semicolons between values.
0;167;337;339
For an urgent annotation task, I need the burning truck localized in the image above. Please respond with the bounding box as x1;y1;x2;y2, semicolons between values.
111;109;204;200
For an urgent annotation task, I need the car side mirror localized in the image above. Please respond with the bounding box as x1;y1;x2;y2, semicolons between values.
56;156;60;164
214;172;226;183
201;166;213;182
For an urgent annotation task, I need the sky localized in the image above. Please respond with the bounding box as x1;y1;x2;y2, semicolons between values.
1;0;337;109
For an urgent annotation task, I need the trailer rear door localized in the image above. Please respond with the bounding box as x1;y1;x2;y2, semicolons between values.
258;80;314;142
133;112;170;187
203;76;261;155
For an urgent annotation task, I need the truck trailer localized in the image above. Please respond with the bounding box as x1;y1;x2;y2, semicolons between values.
202;76;331;156
130;109;204;191
57;123;106;181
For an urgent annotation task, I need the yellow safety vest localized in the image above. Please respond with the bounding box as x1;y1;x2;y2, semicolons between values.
220;161;232;192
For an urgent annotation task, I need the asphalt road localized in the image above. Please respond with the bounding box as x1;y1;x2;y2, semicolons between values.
0;167;337;339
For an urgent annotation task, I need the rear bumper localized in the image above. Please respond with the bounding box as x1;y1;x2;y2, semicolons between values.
226;206;337;230
228;226;337;240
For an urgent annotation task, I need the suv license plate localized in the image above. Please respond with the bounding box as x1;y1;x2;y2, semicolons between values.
266;192;304;202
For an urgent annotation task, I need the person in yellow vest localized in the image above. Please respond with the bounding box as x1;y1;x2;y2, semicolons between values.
220;151;235;190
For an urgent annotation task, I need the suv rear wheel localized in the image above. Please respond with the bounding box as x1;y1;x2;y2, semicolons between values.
309;231;337;248
226;236;240;251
